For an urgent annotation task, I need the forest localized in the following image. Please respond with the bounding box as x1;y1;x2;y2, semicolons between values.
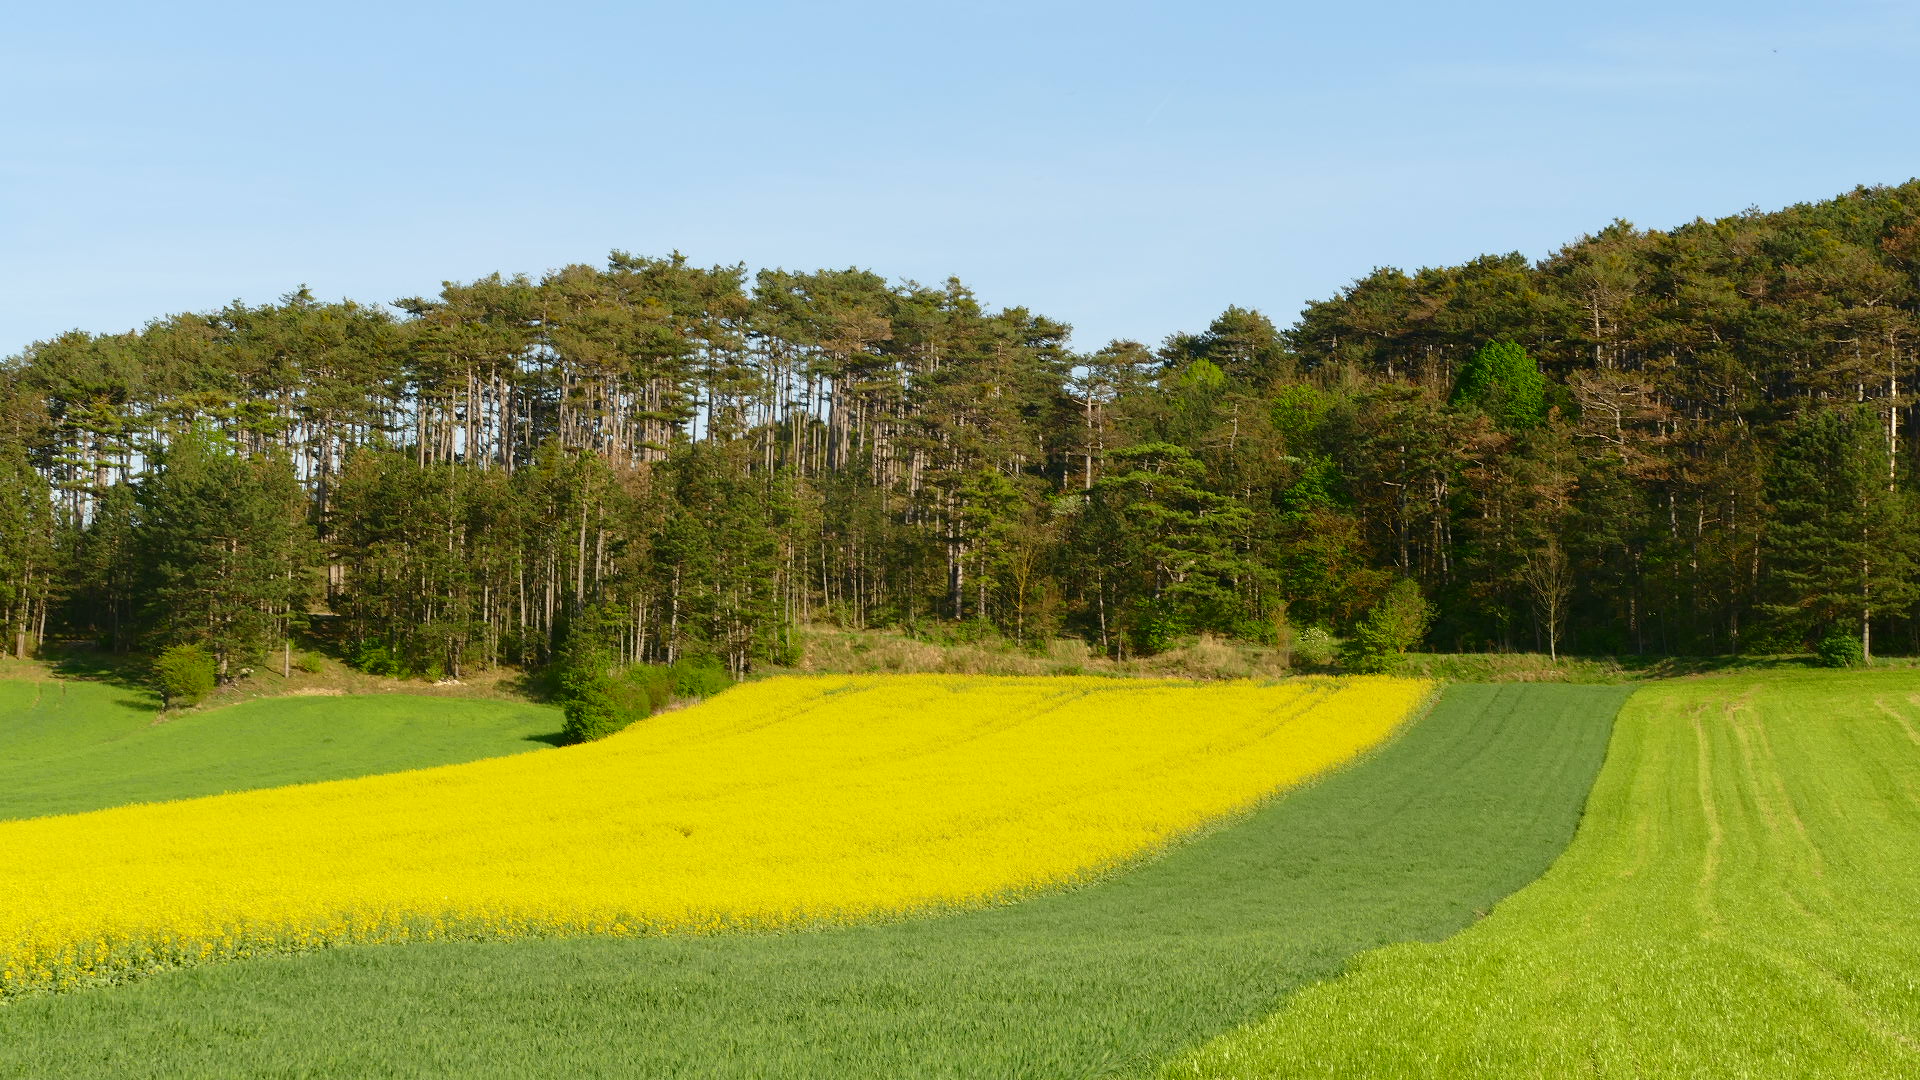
4;181;1920;678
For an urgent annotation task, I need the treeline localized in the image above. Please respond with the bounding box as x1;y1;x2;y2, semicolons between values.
5;181;1920;674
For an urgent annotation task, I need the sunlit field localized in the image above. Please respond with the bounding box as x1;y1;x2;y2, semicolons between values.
1170;670;1920;1079
0;680;559;821
0;682;1625;1078
0;674;1428;998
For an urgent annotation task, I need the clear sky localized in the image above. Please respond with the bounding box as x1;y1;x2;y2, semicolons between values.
5;0;1917;354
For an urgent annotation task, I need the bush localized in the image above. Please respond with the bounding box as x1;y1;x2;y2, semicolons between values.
1815;631;1865;669
151;644;216;710
1292;626;1339;669
671;658;733;699
560;674;632;743
1128;599;1188;656
619;664;677;713
559;658;735;744
293;650;325;675
1340;579;1432;674
349;640;403;678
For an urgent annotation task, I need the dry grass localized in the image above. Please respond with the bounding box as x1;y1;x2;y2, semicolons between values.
788;626;1291;682
18;646;540;713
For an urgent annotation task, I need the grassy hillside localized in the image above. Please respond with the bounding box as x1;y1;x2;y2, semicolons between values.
0;682;1625;1078
1169;670;1920;1078
0;679;561;820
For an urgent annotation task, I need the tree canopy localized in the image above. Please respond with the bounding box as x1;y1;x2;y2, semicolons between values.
9;182;1920;668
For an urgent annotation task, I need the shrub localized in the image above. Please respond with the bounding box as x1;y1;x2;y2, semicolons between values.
1128;599;1188;656
1340;580;1431;674
349;640;403;678
1267;604;1296;660
1815;631;1865;669
671;658;733;699
1293;627;1338;669
560;675;631;744
620;664;677;713
151;644;216;710
293;650;325;675
559;658;735;744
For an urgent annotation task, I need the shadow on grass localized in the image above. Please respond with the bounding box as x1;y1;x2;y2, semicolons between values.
499;669;557;704
37;644;165;709
1394;651;1854;684
523;730;569;748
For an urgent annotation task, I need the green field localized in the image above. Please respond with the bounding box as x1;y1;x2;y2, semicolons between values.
1170;669;1920;1078
0;679;561;820
0;683;1624;1078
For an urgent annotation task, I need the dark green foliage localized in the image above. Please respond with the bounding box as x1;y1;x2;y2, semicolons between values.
1762;406;1917;659
1815;631;1865;668
65;482;137;652
348;640;403;678
1163;306;1292;386
559;679;628;743
670;658;733;698
648;443;788;675
12;182;1920;664
0;444;57;659
150;643;216;709
1075;443;1260;655
0;684;1626;1078
134;430;310;678
554;605;638;744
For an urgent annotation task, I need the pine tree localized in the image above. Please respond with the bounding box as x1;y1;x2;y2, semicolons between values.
1077;443;1255;654
0;444;57;658
135;430;312;677
1762;406;1917;659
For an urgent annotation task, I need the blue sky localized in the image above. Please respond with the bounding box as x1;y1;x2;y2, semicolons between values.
4;0;1917;353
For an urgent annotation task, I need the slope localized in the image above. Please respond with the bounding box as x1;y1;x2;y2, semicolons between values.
1169;670;1920;1078
0;679;561;820
0;682;1626;1078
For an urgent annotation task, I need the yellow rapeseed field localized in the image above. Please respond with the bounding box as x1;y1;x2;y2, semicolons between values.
0;674;1429;997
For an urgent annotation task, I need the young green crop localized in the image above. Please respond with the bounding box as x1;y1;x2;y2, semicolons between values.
1169;669;1920;1078
0;680;561;821
0;675;1428;997
0;683;1625;1078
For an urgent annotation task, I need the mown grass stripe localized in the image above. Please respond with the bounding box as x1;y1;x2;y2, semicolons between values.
0;682;1626;1079
1167;670;1920;1079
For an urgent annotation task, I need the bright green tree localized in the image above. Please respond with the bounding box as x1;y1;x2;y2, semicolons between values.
1340;578;1432;673
150;643;215;709
1451;340;1547;431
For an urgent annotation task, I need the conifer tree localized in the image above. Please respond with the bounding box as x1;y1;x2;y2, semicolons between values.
1077;442;1255;654
135;430;312;677
1762;406;1916;658
0;444;57;658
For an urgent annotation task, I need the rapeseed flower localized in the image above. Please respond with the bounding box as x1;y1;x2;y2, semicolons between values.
0;674;1430;997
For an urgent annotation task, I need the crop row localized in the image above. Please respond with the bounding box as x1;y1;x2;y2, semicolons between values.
0;673;1431;997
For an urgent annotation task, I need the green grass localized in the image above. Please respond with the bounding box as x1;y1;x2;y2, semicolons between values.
1169;669;1920;1078
0;683;1627;1079
0;679;562;820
